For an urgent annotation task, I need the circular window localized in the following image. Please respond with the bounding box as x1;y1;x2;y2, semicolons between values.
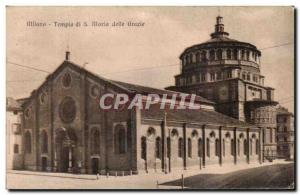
59;97;76;123
191;130;198;138
25;108;31;118
62;73;72;88
171;129;179;138
147;127;155;137
90;85;100;98
40;92;47;104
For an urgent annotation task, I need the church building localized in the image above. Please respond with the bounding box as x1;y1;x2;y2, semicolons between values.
15;16;275;175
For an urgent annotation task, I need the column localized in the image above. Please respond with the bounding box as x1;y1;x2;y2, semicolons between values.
219;126;222;166
162;112;167;173
237;49;241;60
202;125;206;168
183;123;187;170
234;127;237;164
259;128;263;164
168;128;171;173
246;129;250;164
68;147;73;173
53;149;57;172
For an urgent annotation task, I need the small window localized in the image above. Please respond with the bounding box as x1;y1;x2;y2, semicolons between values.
178;138;183;158
227;71;232;79
210;73;215;81
13;110;18;115
188;138;192;158
40;92;47;104
217;49;222;60
62;73;72;87
201;73;206;82
226;49;232;60
25;108;31;119
247;73;251;81
14;144;19;154
24;131;32;154
12;124;21;134
90;85;100;98
155;137;162;159
216;72;222;80
141;136;147;160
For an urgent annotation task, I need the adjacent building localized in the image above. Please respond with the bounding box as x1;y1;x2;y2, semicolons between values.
276;106;294;160
6;97;23;170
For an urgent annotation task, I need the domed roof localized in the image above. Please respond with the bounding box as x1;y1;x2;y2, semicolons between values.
180;16;261;58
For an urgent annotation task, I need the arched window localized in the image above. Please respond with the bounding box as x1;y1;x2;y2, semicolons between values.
206;138;210;157
241;50;245;60
171;129;178;138
155;137;162;159
141;136;147;160
222;139;225;157
178;138;183;158
201;51;207;61
114;124;126;154
24;131;32;154
237;139;240;156
91;127;100;154
256;139;259;155
196;52;201;62
167;137;171;158
243;139;247;155
247;73;251;81
41;131;48;153
231;139;234;156
215;139;220;157
226;49;232;60
217;49;222;60
250;139;253;155
185;55;189;65
246;50;250;61
190;54;194;63
188;138;192;158
209;50;215;60
284;126;288;132
198;138;203;157
233;49;238;60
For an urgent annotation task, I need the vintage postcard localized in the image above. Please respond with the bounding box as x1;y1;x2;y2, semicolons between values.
6;6;295;190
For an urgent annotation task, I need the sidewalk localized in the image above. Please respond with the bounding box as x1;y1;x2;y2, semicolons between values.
7;159;291;189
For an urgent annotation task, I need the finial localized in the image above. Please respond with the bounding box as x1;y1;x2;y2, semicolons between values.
65;50;70;61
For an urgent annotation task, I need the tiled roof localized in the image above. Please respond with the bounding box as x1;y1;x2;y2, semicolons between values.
110;80;215;105
6;97;21;111
141;105;256;128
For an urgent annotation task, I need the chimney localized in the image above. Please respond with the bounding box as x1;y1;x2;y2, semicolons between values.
65;51;70;61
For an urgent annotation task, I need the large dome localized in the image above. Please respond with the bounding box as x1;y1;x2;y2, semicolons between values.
179;16;261;71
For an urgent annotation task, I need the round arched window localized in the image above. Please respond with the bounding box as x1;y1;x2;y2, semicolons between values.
62;73;72;88
171;129;179;138
90;85;100;98
25;107;31;118
40;92;47;104
147;127;156;138
191;130;198;138
59;97;76;123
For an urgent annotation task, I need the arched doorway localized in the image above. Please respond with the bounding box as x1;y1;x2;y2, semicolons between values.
55;128;77;173
41;157;47;171
91;158;99;174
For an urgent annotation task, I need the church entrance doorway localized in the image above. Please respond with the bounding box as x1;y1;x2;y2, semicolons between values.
91;158;99;174
41;157;47;171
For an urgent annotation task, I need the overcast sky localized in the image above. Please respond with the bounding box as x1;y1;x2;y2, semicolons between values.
6;6;294;113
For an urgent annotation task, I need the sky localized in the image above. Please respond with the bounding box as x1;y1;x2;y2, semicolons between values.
6;6;294;113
